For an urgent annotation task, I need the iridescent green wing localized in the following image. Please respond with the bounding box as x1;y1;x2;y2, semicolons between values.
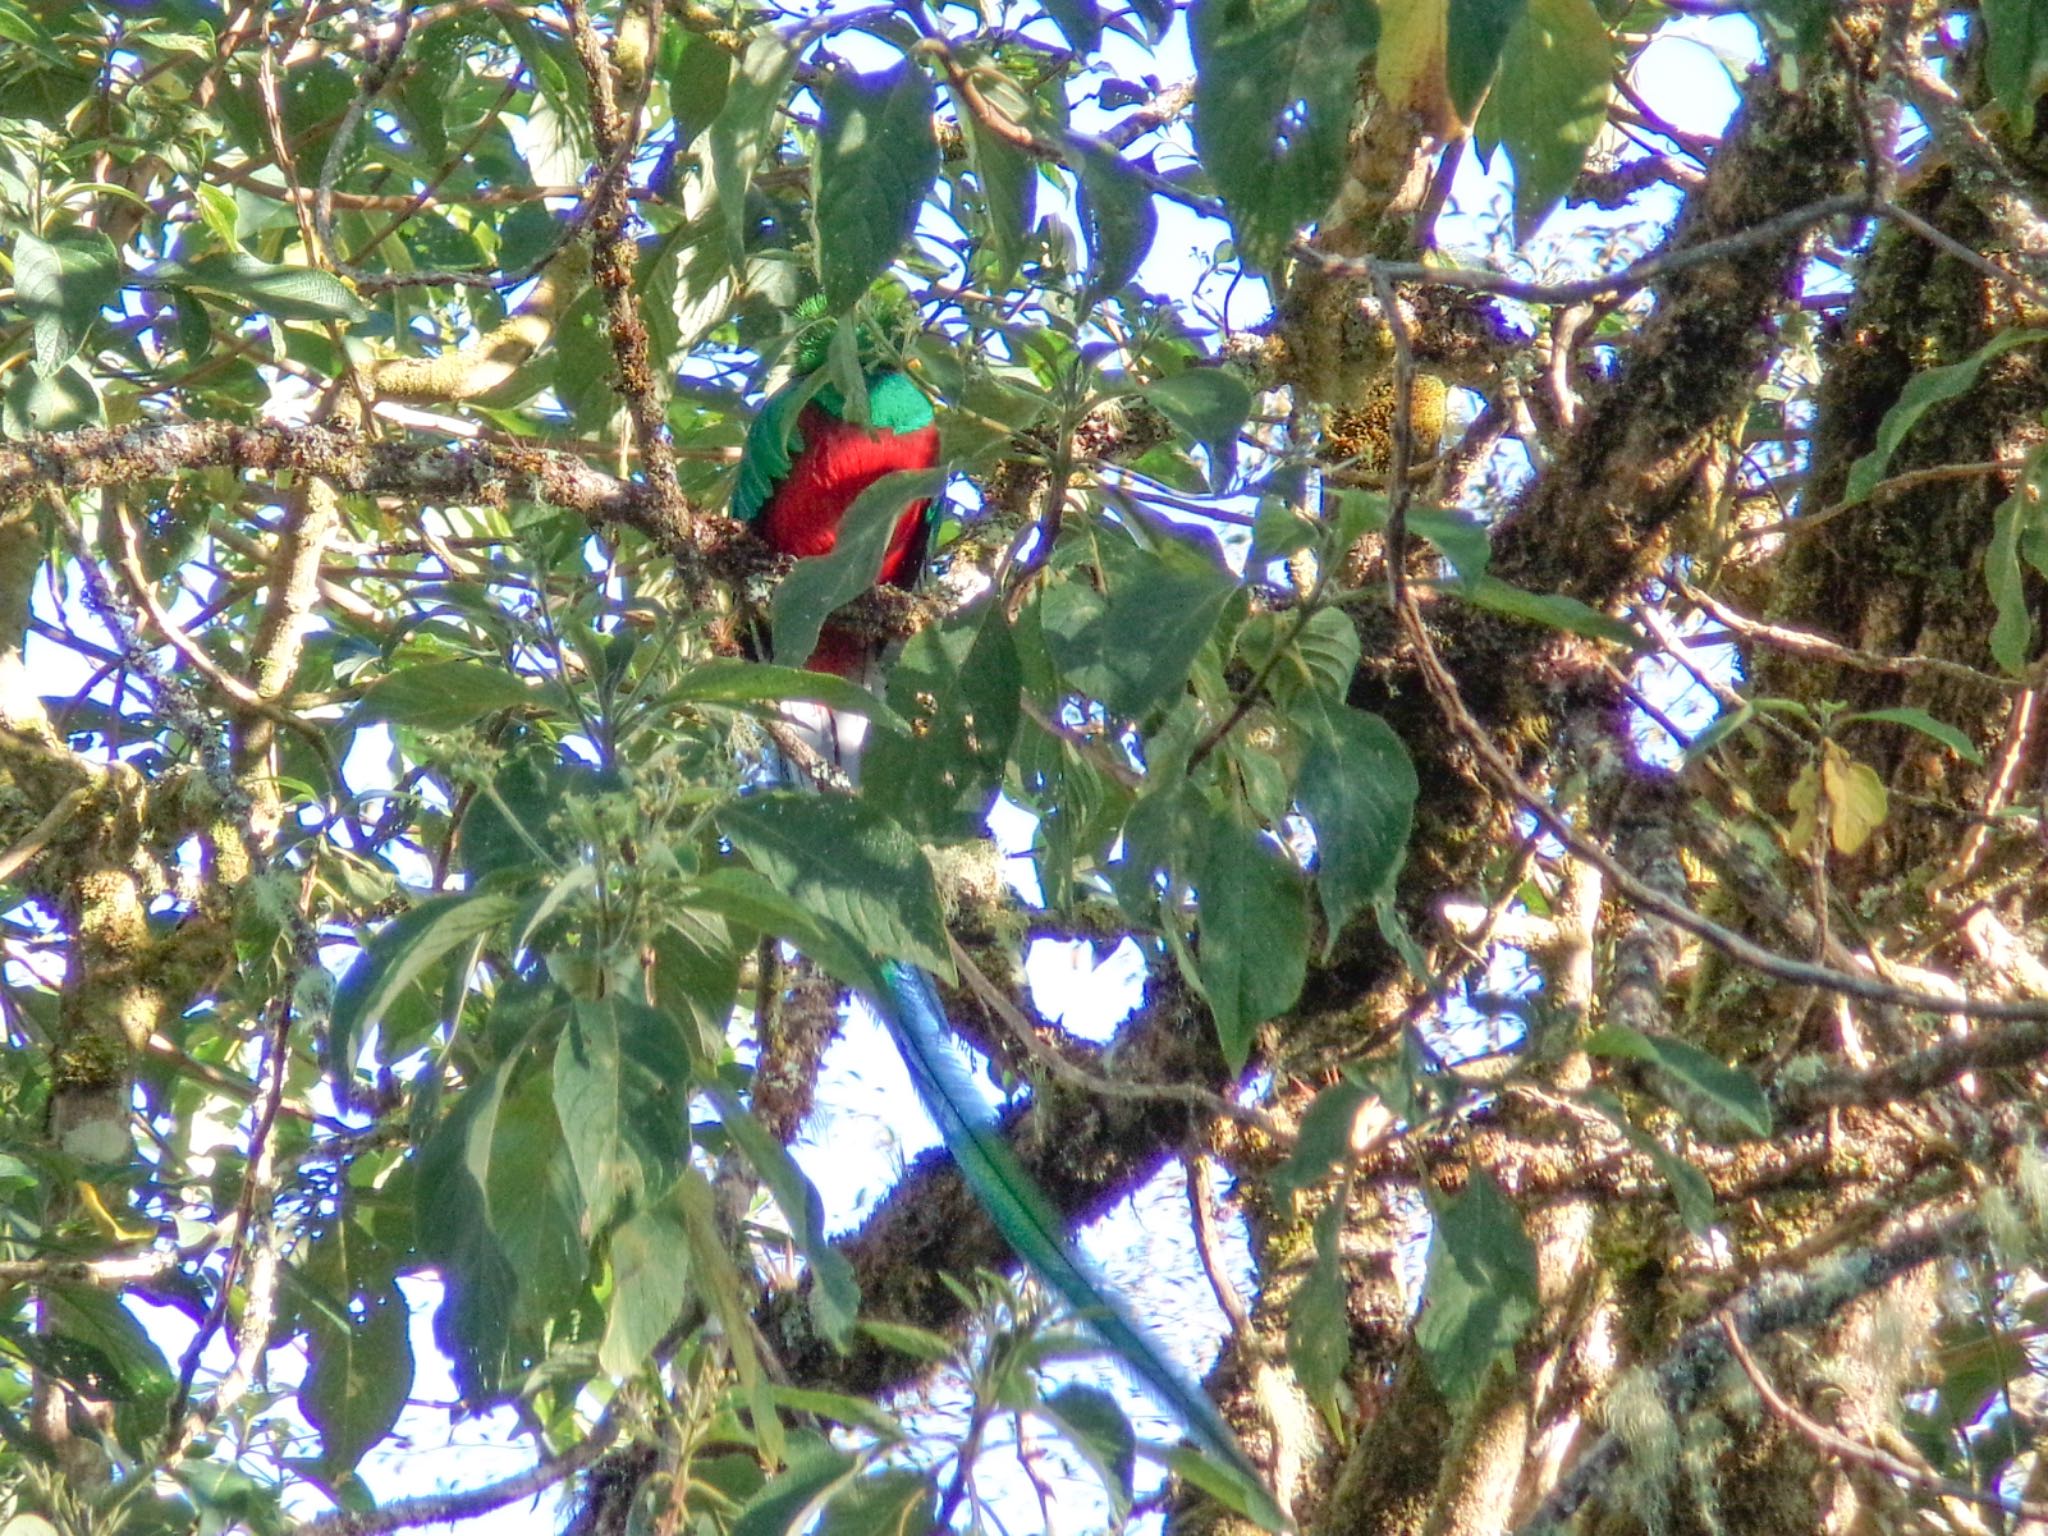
731;378;810;525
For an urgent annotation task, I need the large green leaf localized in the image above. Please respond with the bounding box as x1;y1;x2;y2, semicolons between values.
683;869;891;1002
956;78;1039;285
15;228;120;375
329;890;521;1077
733;1441;859;1536
770;468;947;667
1195;813;1309;1070
672;658;908;731
416;1091;523;1397
1986;448;2048;675
302;1278;413;1477
815;1469;938;1536
1985;0;2048;134
552;995;696;1230
1474;0;1609;238
1074;142;1158;305
1447;0;1526;119
1144;370;1252;490
134;251;370;323
599;1184;693;1376
1297;701;1417;945
1586;1022;1771;1139
717;793;951;977
812;59;940;312
1037;1385;1135;1516
1191;0;1379;271
1040;535;1240;718
864;600;1023;838
1416;1172;1540;1404
353;659;538;729
3;359;100;433
705;36;797;266
1287;1197;1350;1415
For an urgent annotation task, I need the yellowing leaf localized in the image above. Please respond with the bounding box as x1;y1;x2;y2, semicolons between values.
1821;741;1888;855
1378;0;1458;135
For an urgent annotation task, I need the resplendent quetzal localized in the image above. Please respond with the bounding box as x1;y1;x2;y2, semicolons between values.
731;312;940;678
728;310;1280;1520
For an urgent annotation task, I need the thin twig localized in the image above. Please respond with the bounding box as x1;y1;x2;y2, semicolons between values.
1719;1314;2048;1521
946;934;1287;1138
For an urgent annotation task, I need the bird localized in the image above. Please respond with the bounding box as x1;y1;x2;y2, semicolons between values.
731;313;941;680
728;309;1281;1523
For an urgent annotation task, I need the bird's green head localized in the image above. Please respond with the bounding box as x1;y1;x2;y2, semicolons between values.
787;290;919;376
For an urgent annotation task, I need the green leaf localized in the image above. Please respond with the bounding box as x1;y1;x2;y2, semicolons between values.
302;1279;413;1477
956;83;1039;285
1461;575;1641;648
329;890;521;1077
473;1056;588;1323
815;1469;939;1536
1417;1172;1540;1404
135;251;370;322
1583;1089;1716;1236
1839;706;1984;765
552;995;695;1231
770;467;946;667
1287;1197;1351;1414
1447;0;1526;119
3;359;101;433
45;1284;175;1411
717;794;952;978
672;658;908;732
353;659;536;728
1157;1446;1289;1532
732;1443;858;1536
599;1183;693;1376
1037;0;1102;52
1235;607;1362;706
813;59;940;312
684;869;890;1001
15;228;120;375
646;912;743;1065
1985;0;2048;135
1196;813;1309;1071
705;36;797;267
704;1085;861;1349
1274;1078;1373;1198
767;1386;906;1439
857;1318;956;1363
1409;507;1492;585
1144;370;1252;490
416;1089;522;1397
1191;0;1379;271
1843;329;2048;506
1987;450;2048;675
1297;702;1417;945
1041;535;1240;717
865;600;1023;838
664;28;732;146
1474;0;1609;238
1038;1384;1136;1516
1586;1021;1772;1138
1074;142;1158;305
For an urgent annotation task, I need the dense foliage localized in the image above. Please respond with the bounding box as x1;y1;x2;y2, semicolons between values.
5;0;2048;1533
